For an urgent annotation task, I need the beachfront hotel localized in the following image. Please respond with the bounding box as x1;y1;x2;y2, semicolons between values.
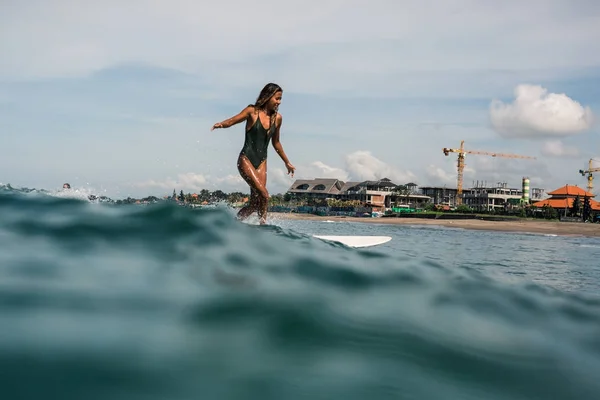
286;178;431;212
285;177;600;220
286;178;469;211
531;185;600;213
285;177;548;211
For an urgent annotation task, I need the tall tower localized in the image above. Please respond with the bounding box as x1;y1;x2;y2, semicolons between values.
522;177;530;203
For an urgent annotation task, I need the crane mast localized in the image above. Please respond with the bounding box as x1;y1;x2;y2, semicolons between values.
579;159;600;195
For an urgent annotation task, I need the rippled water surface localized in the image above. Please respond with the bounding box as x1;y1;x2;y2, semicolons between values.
2;187;600;399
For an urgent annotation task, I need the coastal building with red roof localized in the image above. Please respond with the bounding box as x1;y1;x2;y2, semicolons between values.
531;184;600;211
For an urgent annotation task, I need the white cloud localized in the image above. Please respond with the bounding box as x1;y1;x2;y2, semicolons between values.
134;172;247;193
425;165;457;186
470;156;537;174
462;156;551;189
269;168;295;191
294;161;350;181
424;160;479;187
344;151;417;184
211;174;246;189
489;84;594;138
2;0;600;89
278;151;416;187
134;173;207;192
540;140;580;158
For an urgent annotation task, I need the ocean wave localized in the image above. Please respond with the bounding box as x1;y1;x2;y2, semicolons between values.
1;189;600;399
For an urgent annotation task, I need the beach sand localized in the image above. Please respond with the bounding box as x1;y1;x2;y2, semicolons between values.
271;212;600;238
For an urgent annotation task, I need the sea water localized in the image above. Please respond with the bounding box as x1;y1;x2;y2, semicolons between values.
1;185;600;399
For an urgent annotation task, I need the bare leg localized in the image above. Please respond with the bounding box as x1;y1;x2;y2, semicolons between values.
236;188;259;220
237;155;268;224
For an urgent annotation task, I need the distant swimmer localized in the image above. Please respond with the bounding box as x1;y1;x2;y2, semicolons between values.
211;83;295;225
61;183;98;202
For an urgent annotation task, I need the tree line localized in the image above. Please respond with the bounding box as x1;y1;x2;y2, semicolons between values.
168;189;370;208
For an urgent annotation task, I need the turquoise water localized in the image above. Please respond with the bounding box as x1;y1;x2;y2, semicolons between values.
274;217;600;295
2;186;600;399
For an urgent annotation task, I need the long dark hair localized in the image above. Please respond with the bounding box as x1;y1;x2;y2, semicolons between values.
252;83;282;134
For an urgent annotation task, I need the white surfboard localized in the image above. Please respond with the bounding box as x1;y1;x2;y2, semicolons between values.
313;235;392;248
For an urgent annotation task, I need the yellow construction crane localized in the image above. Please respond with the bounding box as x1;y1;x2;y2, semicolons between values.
578;159;600;195
442;140;536;205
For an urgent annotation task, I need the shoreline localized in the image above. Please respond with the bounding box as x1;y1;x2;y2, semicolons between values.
270;212;600;238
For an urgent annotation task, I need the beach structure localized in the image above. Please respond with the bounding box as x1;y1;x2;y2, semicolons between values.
522;177;530;203
442;140;536;205
531;185;600;212
460;179;545;211
286;178;352;200
286;178;431;211
418;186;459;207
462;182;525;211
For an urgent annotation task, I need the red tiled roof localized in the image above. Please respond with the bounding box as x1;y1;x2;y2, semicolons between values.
532;198;600;211
532;198;571;209
546;185;594;198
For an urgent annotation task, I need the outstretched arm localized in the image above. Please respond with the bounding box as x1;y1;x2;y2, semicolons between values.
211;106;253;130
271;114;295;176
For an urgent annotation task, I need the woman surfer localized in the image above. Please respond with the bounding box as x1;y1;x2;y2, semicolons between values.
211;83;295;225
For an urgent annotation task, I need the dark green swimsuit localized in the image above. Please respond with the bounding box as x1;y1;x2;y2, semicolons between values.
240;114;272;169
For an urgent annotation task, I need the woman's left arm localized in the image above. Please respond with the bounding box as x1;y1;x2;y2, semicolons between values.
271;114;295;176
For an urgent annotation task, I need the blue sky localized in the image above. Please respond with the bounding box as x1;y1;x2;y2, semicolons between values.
1;0;599;198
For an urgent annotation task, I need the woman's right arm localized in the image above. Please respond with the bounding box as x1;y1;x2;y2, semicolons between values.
211;106;253;130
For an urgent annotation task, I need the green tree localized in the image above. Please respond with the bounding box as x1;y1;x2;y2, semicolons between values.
179;190;185;202
393;184;412;206
456;204;471;213
199;189;210;202
210;190;227;201
541;204;558;220
583;196;591;221
571;195;581;217
227;192;246;204
269;194;284;206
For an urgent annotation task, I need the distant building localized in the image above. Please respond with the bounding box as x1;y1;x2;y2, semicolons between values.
287;178;431;211
460;180;546;212
419;186;459;207
287;178;356;200
532;184;600;212
530;188;546;201
460;182;524;211
287;174;558;213
345;178;399;210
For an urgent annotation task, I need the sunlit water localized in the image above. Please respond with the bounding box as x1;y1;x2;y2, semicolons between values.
1;185;600;399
